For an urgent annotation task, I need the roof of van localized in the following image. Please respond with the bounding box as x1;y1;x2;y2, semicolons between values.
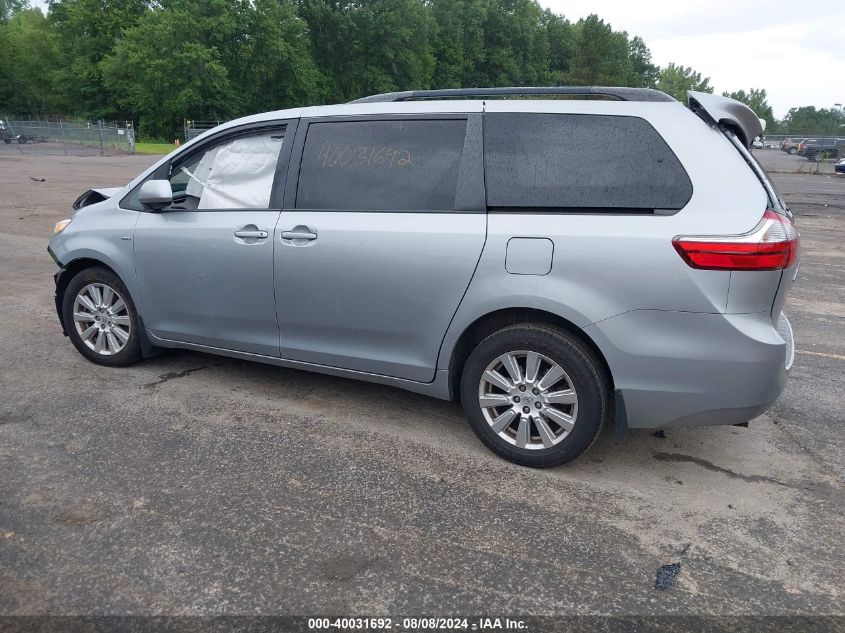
190;88;762;150
348;86;676;103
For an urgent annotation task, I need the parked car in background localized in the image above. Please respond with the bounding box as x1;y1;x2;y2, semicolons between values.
796;139;816;156
752;138;763;149
801;138;843;161
835;158;845;174
0;120;46;144
781;138;805;154
47;87;798;468
0;120;15;144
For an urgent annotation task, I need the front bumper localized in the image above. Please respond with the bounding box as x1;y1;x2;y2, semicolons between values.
49;246;69;336
586;310;791;429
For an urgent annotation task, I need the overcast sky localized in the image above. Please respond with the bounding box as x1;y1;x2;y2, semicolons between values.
542;0;845;117
30;0;844;117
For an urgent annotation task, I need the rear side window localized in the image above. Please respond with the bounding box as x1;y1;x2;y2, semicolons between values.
296;119;466;211
723;129;787;214
484;113;692;211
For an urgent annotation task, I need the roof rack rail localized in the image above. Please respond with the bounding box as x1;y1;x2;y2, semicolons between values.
349;86;676;104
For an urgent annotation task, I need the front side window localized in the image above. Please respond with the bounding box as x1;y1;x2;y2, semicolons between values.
295;119;467;211
170;130;284;209
484;113;692;211
123;127;285;212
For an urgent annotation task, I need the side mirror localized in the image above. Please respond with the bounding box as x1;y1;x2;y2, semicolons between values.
138;179;173;211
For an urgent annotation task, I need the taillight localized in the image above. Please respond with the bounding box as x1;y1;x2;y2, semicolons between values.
673;210;799;271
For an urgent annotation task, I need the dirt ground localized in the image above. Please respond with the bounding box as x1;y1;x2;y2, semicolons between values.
0;151;843;620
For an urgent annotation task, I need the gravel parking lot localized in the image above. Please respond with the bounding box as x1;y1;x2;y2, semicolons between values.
0;152;842;620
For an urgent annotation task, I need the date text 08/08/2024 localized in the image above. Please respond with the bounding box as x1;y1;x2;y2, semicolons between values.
307;617;528;631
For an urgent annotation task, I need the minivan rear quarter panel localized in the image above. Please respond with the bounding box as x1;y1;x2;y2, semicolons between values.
440;101;771;352
438;101;780;430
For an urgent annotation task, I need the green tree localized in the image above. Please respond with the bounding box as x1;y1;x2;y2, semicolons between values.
240;0;327;113
0;0;26;22
0;7;59;115
627;35;658;88
298;0;435;101
542;10;575;86
722;88;774;132
48;0;148;118
780;106;844;136
101;0;326;137
568;15;631;86
100;2;240;137
351;0;436;95
430;0;487;88
656;62;712;102
474;0;549;86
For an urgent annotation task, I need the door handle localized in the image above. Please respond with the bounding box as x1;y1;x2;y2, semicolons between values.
234;229;268;239
280;228;318;241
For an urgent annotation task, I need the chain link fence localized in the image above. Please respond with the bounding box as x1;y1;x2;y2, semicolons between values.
184;120;224;142
0;117;135;156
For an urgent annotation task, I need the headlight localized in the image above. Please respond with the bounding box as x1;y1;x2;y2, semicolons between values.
53;218;72;234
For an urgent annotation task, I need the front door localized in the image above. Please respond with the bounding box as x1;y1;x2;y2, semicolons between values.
132;124;289;356
273;114;486;382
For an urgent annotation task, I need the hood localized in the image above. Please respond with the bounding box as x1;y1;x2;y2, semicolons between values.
72;187;123;210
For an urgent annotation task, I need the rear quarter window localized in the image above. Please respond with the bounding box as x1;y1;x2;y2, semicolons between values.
484;113;692;212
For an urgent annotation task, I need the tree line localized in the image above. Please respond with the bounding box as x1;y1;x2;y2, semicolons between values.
0;0;841;139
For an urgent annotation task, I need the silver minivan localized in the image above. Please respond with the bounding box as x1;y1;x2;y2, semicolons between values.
48;87;798;467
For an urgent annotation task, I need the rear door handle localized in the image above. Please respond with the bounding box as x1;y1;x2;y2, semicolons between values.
234;229;268;239
281;228;318;241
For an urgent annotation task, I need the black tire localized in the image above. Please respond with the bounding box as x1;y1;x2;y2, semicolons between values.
789;148;797;155
62;266;142;367
460;324;609;468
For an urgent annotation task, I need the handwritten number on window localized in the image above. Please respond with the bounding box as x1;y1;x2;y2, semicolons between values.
318;140;413;169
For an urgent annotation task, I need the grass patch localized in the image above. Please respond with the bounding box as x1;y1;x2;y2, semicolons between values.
134;142;177;155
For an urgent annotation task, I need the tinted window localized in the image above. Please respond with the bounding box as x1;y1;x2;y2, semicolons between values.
484;113;692;211
724;130;786;214
296;119;466;211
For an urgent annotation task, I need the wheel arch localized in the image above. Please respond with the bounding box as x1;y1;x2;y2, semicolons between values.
446;307;614;402
55;257;158;358
56;258;121;309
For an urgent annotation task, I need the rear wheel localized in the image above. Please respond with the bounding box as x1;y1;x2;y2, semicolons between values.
460;324;609;468
62;266;142;366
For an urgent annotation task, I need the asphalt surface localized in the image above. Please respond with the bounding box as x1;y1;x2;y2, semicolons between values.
751;148;838;175
0;152;842;618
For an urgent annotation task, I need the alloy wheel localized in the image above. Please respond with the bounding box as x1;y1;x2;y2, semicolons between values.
478;350;578;450
72;283;131;356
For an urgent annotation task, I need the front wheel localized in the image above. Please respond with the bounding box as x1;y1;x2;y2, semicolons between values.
62;266;142;366
460;324;609;468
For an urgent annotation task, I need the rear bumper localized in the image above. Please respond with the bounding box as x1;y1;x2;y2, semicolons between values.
586;310;791;429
